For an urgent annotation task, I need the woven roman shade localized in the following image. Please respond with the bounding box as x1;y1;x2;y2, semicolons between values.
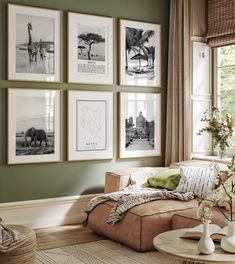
207;0;235;48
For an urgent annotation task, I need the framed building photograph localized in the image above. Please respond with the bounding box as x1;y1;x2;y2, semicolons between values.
8;88;61;164
68;90;113;161
119;19;161;87
68;12;113;84
8;4;61;82
119;92;161;158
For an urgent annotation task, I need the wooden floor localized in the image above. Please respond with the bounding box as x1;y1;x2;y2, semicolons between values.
35;224;104;251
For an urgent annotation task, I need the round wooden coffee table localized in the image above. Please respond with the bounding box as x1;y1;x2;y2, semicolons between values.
153;229;235;264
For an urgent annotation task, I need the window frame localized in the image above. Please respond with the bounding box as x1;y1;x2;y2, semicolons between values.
213;47;235;157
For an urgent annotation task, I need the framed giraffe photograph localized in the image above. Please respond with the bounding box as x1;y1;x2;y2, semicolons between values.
7;4;61;82
68;12;114;85
7;88;61;164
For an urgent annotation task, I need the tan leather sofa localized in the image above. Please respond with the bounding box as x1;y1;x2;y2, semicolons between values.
87;161;229;252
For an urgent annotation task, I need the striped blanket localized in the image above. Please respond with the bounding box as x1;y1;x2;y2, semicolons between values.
85;188;194;225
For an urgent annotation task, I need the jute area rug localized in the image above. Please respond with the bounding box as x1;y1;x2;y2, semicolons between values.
36;239;181;264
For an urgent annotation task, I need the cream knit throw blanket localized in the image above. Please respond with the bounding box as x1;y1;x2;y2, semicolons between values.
85;189;194;225
0;219;28;253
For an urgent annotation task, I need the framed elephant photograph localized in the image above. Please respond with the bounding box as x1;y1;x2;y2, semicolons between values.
119;19;161;87
7;88;61;164
7;4;61;82
68;12;114;84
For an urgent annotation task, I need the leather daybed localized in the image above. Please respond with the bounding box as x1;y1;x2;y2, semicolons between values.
87;161;229;252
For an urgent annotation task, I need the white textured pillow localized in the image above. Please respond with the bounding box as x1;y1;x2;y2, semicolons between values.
130;169;156;186
175;166;216;198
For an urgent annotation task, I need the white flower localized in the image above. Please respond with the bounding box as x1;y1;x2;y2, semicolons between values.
198;160;235;222
197;203;213;223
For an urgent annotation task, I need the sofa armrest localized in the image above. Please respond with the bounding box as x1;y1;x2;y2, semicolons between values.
170;159;229;170
104;167;167;193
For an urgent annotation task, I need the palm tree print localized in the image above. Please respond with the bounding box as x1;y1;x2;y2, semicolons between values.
125;27;155;74
144;45;155;66
125;27;139;69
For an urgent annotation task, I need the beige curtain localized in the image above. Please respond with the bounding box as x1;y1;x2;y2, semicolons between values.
165;0;191;166
207;0;235;48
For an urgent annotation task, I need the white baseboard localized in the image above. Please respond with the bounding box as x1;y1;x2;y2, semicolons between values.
0;194;99;229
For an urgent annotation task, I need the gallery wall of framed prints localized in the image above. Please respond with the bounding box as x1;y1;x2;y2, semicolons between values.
5;2;162;164
8;4;62;82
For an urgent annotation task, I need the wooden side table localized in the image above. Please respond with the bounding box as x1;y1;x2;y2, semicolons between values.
0;225;36;264
153;228;235;264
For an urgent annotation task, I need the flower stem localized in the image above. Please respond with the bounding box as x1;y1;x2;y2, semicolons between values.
222;182;232;199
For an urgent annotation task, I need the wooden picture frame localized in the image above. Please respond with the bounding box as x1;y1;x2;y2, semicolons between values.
119;92;161;158
8;88;61;164
119;19;161;87
8;4;62;82
68;90;113;161
68;12;114;84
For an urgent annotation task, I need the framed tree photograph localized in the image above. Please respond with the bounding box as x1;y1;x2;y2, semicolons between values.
68;12;113;84
119;19;161;87
68;90;113;161
119;92;161;158
8;4;61;82
8;88;61;164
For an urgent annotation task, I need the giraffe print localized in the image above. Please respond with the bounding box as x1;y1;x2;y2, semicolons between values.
39;38;46;62
27;22;38;64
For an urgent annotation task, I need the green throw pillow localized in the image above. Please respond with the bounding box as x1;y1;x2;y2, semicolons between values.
146;169;181;190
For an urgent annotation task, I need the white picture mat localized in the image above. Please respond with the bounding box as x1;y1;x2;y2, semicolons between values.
120;92;161;158
68;13;113;84
8;4;61;82
8;88;61;164
68;90;113;160
120;19;161;87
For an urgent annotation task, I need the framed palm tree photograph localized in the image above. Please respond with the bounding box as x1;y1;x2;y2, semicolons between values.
68;12;114;84
119;19;161;87
8;4;61;82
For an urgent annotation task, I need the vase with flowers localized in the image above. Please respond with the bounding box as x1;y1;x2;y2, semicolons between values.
197;106;233;159
197;203;215;254
198;157;235;253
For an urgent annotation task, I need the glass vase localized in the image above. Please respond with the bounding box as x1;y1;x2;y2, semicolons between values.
218;144;226;159
198;222;215;255
221;221;235;253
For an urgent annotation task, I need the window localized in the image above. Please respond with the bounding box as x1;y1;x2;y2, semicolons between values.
216;45;235;149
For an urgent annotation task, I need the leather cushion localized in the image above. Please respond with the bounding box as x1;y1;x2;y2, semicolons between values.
171;207;227;230
88;199;197;251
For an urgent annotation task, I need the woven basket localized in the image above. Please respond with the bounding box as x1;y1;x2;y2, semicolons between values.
0;225;36;264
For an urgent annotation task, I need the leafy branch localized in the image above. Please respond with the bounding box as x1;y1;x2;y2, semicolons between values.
197;106;233;153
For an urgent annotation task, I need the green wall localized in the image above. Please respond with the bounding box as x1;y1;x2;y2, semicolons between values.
0;0;170;203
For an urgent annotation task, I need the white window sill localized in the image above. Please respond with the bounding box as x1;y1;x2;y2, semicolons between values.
192;155;232;165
